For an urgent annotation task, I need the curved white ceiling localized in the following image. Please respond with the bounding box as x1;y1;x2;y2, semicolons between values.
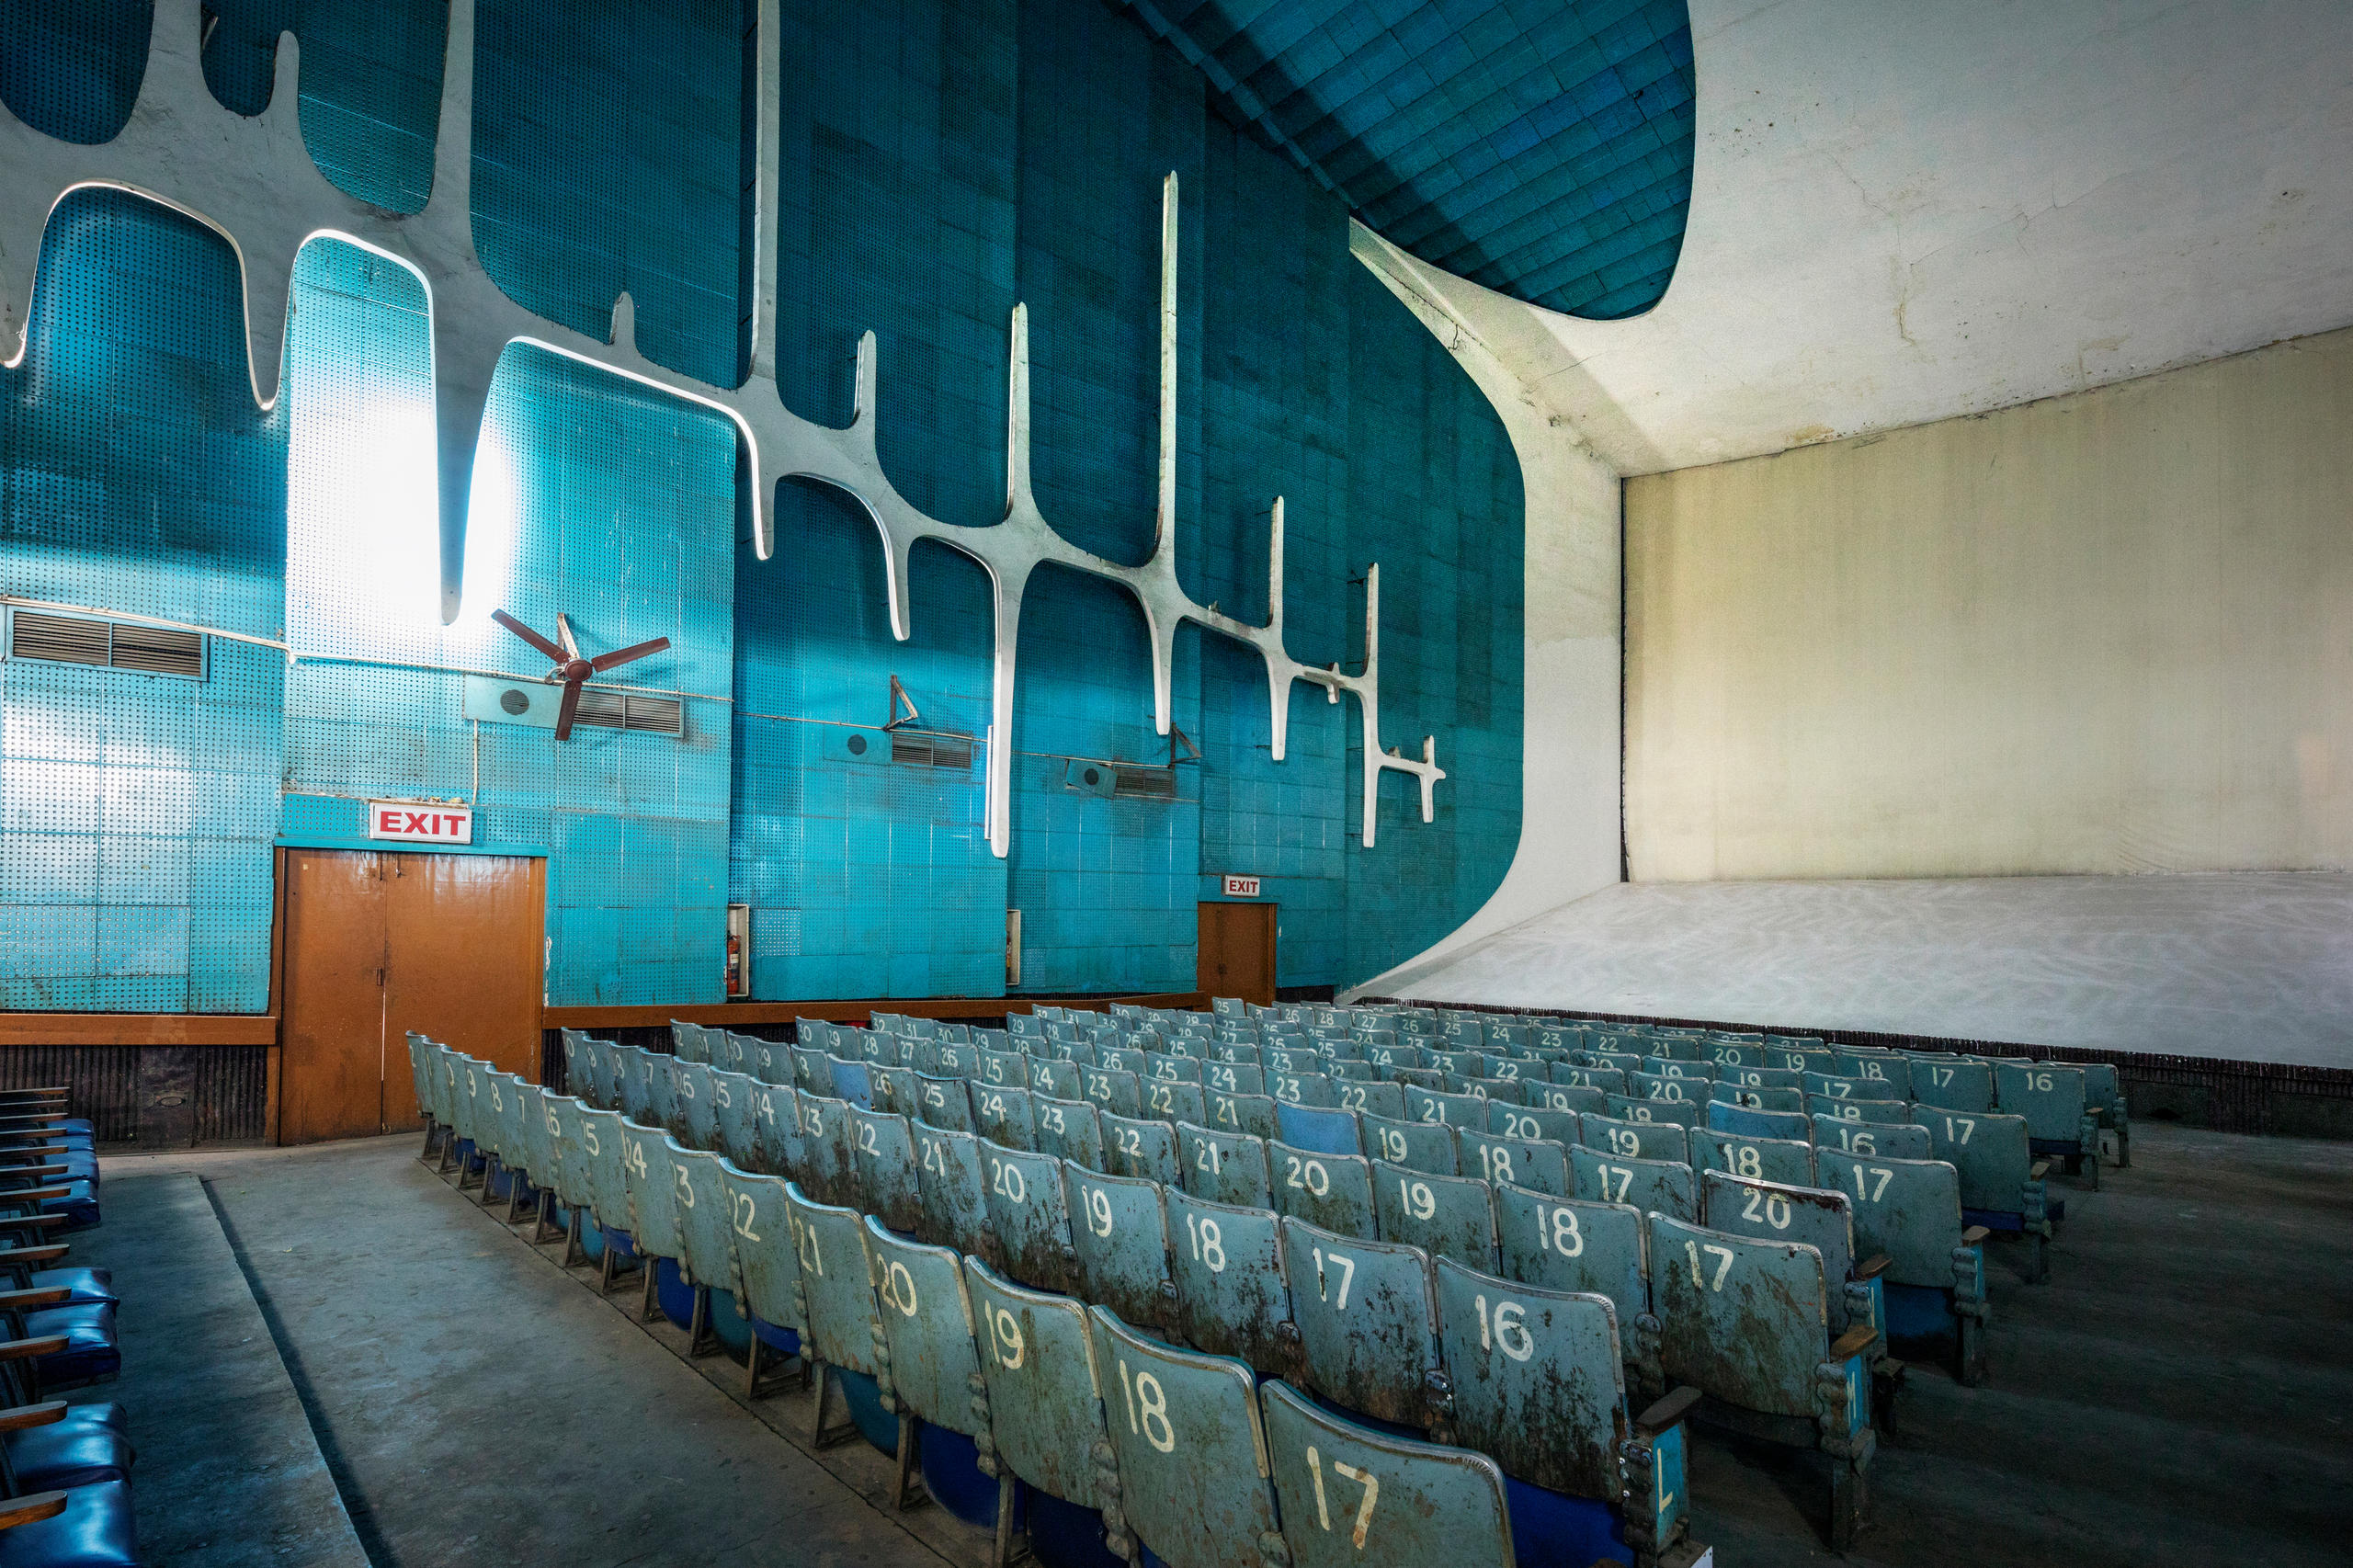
1362;0;2353;475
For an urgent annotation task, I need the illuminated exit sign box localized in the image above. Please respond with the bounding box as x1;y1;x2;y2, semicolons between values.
367;801;474;845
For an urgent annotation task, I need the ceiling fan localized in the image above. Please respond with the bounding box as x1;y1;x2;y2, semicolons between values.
490;610;671;740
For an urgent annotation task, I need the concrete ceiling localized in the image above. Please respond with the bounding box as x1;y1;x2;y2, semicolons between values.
1357;0;2353;475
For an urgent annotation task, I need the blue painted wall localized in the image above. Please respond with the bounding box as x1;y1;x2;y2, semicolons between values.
0;0;1522;1010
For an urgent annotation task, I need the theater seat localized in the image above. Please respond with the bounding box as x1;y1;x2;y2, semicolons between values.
0;1479;139;1568
17;1307;118;1390
1;1402;133;1492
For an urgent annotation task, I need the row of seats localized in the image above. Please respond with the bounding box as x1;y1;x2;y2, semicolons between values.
417;1027;1932;1561
0;1088;136;1568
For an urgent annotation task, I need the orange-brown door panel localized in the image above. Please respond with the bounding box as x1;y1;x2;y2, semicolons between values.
384;853;546;1099
1198;902;1276;1008
279;850;389;1144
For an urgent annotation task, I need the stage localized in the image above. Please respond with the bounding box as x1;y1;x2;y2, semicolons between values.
1369;872;2353;1072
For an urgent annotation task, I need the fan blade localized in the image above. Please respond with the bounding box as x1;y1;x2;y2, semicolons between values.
589;636;671;673
492;610;566;665
553;678;583;741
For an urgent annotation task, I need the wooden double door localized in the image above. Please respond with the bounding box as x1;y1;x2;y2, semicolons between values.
1197;901;1276;1007
278;848;545;1144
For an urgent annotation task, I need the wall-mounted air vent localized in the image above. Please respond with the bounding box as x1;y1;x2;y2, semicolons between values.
1112;765;1178;801
574;688;684;735
892;730;975;770
7;610;205;679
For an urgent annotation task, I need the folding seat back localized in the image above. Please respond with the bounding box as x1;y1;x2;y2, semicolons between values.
1709;1083;1804;1114
1261;1379;1514;1568
1706;1100;1811;1142
1995;1062;2090;1144
1100;1111;1181;1185
643;1053;680;1132
1180;1123;1273;1209
849;1107;922;1233
784;1185;883;1380
1802;1071;1866;1103
1717;1063;1803;1095
926;1039;975;1080
541;1091;594;1214
1204;1060;1264;1096
581;1040;620;1108
974;1044;1029;1089
1141;1077;1208;1127
859;1217;990;1477
971;1082;1036;1151
1527;1082;1607;1117
1360;1112;1454;1175
744;1034;790;1085
981;1140;1077;1296
870;1063;919;1119
1063;1164;1174;1332
1478;1053;1540;1085
1607;1091;1699;1131
718;1162;804;1342
1086;1307;1283;1568
1701;1170;1866;1332
1212;996;1245;1017
1570;1145;1697;1221
1809;1096;1911;1127
1493;1186;1648;1329
913;1072;973;1131
1426;1048;1482;1080
1652;1036;1708;1063
709;1068;758;1165
784;1042;835;1097
1689;1127;1814;1188
1276;1103;1360;1155
1813;1115;1930;1159
672;1060;719;1149
1454;1076;1525;1106
1403;1087;1485;1128
1813;1150;1970;1289
1580;1112;1688;1165
1096;1044;1146;1077
1163;1187;1293;1375
513;1076;555;1191
1207;1089;1279;1140
1279;1219;1440;1428
795;1094;858;1207
828;1056;878;1111
1836;1052;1912;1099
1553;1064;1627;1096
748;1080;802;1176
1268;1141;1378;1241
1924;1108;2035;1213
1454;1127;1568;1195
1373;1163;1496;1270
1910;1056;1995;1112
1639;1059;1714;1085
1032;1094;1103;1168
913;1123;992;1259
1486;1102;1580;1145
1431;1256;1644;1512
962;1259;1120;1517
1647;1214;1836;1420
1079;1064;1143;1119
1006;1013;1043;1040
620;1119;686;1262
1331;1078;1406;1120
1707;1040;1767;1069
671;1142;744;1301
1144;1051;1205;1085
710;1030;748;1075
1363;1040;1422;1074
672;1021;710;1063
577;1107;633;1235
1029;1057;1083;1099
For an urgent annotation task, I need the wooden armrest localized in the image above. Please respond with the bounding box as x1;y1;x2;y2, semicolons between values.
1828;1325;1880;1360
1854;1254;1892;1280
0;1491;67;1531
0;1289;68;1312
0;1400;66;1434
0;1117;63;1128
0;1217;66;1233
1632;1384;1702;1437
0;1335;69;1363
0;1166;69;1183
1961;1226;1990;1246
0;1245;67;1267
2029;1160;2051;1179
0;1089;69;1098
0;1147;69;1160
0;1187;73;1204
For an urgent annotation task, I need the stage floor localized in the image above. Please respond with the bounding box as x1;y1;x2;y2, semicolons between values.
1371;872;2353;1068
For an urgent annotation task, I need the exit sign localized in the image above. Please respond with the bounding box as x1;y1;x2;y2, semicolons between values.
367;801;474;845
1222;874;1261;898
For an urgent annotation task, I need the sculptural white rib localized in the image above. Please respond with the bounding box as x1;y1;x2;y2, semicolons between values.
0;0;1445;853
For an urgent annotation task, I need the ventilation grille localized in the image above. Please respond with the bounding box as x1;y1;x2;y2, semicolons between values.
573;687;683;736
9;611;204;678
891;730;975;770
1112;765;1178;800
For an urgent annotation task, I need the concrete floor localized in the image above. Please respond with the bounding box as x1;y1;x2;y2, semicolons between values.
1372;871;2353;1068
95;1121;2353;1568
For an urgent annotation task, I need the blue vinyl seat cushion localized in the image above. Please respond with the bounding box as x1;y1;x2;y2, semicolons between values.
6;1415;134;1491
25;1273;111;1307
24;1303;119;1386
0;1478;138;1568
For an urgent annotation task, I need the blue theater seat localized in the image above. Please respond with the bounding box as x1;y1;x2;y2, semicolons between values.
1;1403;133;1493
0;1479;139;1568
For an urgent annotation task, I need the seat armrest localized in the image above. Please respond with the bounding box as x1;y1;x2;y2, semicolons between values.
0;1117;64;1128
1829;1325;1880;1360
1854;1253;1892;1280
1961;1225;1990;1246
0;1399;66;1433
0;1491;69;1531
0;1335;71;1362
0;1245;68;1267
1632;1384;1702;1437
0;1187;74;1204
0;1288;69;1312
0;1216;68;1233
0;1166;69;1182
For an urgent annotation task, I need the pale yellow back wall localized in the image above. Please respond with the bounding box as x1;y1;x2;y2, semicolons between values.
1625;324;2353;881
